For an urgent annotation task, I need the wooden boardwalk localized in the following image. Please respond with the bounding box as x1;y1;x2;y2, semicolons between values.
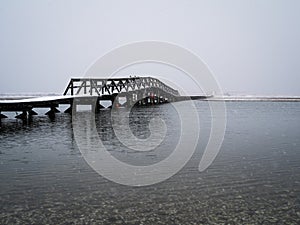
0;77;208;119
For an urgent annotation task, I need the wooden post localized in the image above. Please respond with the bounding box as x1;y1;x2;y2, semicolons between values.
65;102;75;114
15;110;28;120
70;80;74;96
28;109;38;116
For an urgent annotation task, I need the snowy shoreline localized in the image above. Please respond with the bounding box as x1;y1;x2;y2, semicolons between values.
209;96;300;102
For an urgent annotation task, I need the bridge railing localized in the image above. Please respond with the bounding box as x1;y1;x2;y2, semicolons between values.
63;77;180;97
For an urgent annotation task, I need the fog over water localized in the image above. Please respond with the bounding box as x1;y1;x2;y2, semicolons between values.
0;0;300;95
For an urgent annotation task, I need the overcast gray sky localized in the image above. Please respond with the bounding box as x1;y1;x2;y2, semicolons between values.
0;0;299;95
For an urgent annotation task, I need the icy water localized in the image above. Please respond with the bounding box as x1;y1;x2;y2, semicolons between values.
0;101;299;224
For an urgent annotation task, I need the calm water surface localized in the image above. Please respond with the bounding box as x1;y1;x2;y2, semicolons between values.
0;101;299;224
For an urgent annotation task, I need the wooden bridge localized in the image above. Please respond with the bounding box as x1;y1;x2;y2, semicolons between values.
0;77;208;120
63;77;180;97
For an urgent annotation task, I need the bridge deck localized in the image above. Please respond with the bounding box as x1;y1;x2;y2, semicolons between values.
0;95;207;112
0;77;209;119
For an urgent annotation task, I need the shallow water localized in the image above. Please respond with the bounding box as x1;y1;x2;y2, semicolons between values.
0;101;299;224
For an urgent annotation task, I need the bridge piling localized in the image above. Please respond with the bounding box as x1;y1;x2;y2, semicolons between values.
28;109;38;116
64;106;72;114
92;101;104;113
112;94;121;108
96;101;105;112
125;94;133;107
15;110;28;120
45;106;60;117
64;99;75;114
0;111;8;119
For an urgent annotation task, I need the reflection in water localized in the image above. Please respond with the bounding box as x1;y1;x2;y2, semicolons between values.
0;101;299;224
72;102;199;186
73;105;181;167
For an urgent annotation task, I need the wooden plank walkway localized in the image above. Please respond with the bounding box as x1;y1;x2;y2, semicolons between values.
0;77;209;119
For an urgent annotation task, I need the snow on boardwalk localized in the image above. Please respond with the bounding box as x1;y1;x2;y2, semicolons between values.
0;95;73;104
